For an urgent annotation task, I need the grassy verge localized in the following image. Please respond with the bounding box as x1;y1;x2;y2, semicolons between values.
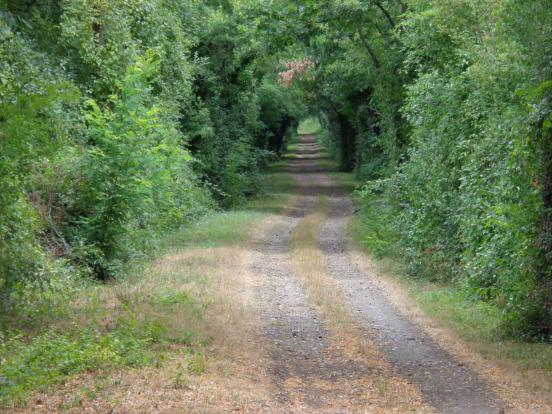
329;171;362;192
0;166;294;409
406;281;552;398
348;195;552;405
0;265;207;408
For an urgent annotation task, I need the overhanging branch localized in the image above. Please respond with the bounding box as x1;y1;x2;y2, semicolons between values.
373;0;396;27
355;21;381;69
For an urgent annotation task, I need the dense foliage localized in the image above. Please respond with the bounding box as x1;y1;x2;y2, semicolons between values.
0;0;305;304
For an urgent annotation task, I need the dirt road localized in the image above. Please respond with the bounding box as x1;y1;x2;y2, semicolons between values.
249;135;506;413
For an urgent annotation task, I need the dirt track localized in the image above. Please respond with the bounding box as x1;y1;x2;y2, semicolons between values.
250;135;506;413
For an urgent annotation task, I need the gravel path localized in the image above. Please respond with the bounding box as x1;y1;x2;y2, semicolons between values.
250;134;506;413
250;196;331;408
249;148;391;412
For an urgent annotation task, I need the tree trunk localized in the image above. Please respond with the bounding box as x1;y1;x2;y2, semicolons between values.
338;113;356;172
538;128;552;336
268;116;292;154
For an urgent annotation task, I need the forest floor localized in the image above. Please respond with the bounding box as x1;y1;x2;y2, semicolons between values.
12;135;552;413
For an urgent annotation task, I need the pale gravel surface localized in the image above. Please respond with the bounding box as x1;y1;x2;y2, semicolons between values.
249;140;428;412
252;134;507;413
250;174;383;412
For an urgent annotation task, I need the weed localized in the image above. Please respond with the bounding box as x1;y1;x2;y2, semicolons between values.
173;363;190;389
187;352;206;375
0;328;149;406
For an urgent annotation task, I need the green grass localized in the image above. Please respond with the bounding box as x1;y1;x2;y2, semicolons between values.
297;116;322;135
162;165;294;250
329;171;363;192
163;211;266;249
0;307;194;407
349;196;398;258
248;170;294;212
410;285;552;366
409;285;502;342
264;159;288;171
406;282;552;396
0;327;150;406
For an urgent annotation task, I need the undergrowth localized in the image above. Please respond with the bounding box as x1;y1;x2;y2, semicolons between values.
0;163;294;408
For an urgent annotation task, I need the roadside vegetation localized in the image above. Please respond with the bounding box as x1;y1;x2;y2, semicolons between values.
1;1;303;406
282;1;552;341
349;213;552;404
328;144;552;403
0;0;306;305
0;167;293;409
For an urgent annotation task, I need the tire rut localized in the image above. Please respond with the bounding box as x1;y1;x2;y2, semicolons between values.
318;167;507;413
251;194;334;409
250;181;374;412
251;134;506;413
250;136;430;413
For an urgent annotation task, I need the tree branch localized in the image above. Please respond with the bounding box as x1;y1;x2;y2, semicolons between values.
364;16;386;38
355;21;381;69
373;0;396;27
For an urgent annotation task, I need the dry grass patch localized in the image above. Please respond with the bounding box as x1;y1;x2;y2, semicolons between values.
11;233;274;413
288;199;351;326
3;166;296;412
